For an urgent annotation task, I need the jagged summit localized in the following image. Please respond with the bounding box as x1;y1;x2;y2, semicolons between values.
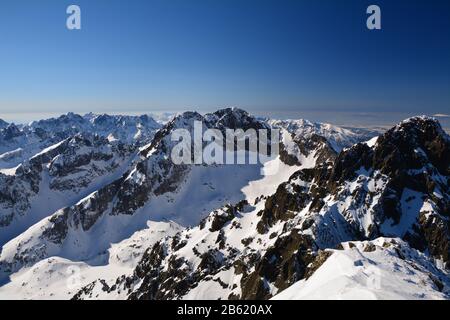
141;108;269;158
86;112;159;127
389;116;447;145
396;115;442;128
207;108;268;131
29;112;86;129
0;119;8;130
375;115;449;175
164;107;264;128
1;123;23;141
270;118;382;152
208;107;251;121
331;114;450;180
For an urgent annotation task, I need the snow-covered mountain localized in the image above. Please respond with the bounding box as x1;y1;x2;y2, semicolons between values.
0;133;137;246
0;119;8;130
0;113;161;169
71;116;449;300
270;118;383;152
1;109;447;300
29;113;161;145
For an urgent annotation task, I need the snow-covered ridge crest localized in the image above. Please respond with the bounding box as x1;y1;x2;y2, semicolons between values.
273;238;450;300
270;118;382;152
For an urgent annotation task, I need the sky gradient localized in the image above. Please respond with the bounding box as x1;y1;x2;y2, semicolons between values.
0;0;449;127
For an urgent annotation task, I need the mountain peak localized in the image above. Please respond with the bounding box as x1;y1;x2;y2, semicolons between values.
60;112;85;122
393;115;444;135
206;107;267;131
0;119;8;130
331;116;450;181
213;107;249;117
373;116;449;175
177;111;203;120
2;123;23;140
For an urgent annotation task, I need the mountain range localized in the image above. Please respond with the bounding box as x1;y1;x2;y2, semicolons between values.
0;108;448;300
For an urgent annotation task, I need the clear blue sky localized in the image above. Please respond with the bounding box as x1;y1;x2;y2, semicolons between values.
0;0;449;125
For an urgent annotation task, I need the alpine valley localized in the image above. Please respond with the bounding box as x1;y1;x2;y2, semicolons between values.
0;108;448;300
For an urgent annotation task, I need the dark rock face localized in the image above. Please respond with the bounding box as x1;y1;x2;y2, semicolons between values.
126;244;195;300
211;108;269;132
373;117;449;176
279;132;337;167
240;232;317;299
2;124;23;141
200;203;242;233
0;119;8;130
336;117;449;264
333;118;449;263
0;145;63;229
298;134;337;165
79;177;126;231
48;135;133;192
0;163;41;227
42;210;70;244
257;184;306;234
257;167;331;234
330;143;373;183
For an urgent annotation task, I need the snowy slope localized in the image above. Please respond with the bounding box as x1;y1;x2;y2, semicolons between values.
273;238;449;300
0;221;181;299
